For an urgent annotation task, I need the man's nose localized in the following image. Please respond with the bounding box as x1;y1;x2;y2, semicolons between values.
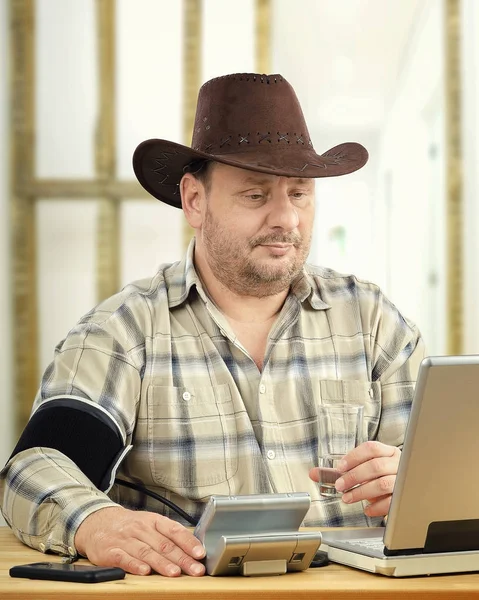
266;193;300;230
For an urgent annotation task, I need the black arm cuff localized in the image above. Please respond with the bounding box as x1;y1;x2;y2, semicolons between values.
9;397;131;492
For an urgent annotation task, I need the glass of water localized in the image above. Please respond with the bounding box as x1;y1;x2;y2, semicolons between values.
317;403;364;498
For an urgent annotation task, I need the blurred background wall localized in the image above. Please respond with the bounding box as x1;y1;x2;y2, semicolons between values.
462;0;479;358
1;0;13;487
1;0;478;525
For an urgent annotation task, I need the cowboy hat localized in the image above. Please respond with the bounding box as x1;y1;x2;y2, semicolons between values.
133;73;368;208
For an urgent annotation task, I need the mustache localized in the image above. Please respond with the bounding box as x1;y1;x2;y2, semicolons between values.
250;233;302;248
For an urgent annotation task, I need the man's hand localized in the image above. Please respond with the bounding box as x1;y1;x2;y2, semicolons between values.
74;506;206;576
309;441;401;517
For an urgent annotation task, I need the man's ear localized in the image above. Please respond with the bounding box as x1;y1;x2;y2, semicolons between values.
180;173;204;229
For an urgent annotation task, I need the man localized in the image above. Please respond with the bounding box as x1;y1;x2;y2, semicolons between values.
0;73;424;578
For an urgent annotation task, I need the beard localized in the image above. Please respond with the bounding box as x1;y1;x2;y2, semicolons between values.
201;205;312;298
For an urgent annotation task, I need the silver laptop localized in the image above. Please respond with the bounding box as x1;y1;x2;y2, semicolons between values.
321;354;479;577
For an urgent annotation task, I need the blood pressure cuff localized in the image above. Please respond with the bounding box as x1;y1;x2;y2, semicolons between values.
9;398;132;493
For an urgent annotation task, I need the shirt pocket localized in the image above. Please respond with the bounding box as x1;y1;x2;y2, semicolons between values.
146;384;238;488
318;379;381;442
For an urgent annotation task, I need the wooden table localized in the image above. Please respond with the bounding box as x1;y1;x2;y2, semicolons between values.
2;527;479;599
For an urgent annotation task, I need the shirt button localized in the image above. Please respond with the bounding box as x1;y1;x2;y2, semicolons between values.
259;384;266;394
68;546;76;556
369;388;374;398
267;450;275;460
39;543;46;552
182;391;191;401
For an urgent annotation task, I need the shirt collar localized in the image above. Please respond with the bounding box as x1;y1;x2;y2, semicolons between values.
166;238;331;311
165;238;204;308
290;269;331;310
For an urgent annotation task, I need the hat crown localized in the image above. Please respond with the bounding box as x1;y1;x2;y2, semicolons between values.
133;72;368;209
191;73;313;155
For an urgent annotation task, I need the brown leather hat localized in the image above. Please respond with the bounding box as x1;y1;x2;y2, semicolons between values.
133;73;368;208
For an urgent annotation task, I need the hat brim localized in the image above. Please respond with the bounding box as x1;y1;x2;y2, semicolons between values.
133;139;368;209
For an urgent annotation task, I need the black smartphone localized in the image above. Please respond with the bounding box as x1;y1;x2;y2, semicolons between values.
9;562;125;583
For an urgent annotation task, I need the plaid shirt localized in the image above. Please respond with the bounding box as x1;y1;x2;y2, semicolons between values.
1;240;424;557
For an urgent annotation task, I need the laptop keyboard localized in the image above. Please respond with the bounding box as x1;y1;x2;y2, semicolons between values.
342;538;385;554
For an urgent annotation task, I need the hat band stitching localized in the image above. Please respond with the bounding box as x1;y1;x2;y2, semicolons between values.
219;136;231;148
192;132;310;151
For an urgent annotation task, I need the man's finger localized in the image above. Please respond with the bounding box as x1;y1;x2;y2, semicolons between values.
363;495;392;518
100;546;153;576
128;517;206;576
335;455;398;492
341;475;396;504
149;536;205;576
154;516;206;560
125;537;204;577
338;441;399;472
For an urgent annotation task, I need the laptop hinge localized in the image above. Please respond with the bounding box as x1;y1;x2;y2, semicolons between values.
384;519;479;556
424;519;479;553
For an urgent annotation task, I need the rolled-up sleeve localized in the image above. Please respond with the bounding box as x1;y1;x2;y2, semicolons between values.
0;448;119;555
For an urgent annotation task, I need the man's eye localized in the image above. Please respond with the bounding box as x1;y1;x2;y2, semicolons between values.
291;192;306;199
248;194;264;201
